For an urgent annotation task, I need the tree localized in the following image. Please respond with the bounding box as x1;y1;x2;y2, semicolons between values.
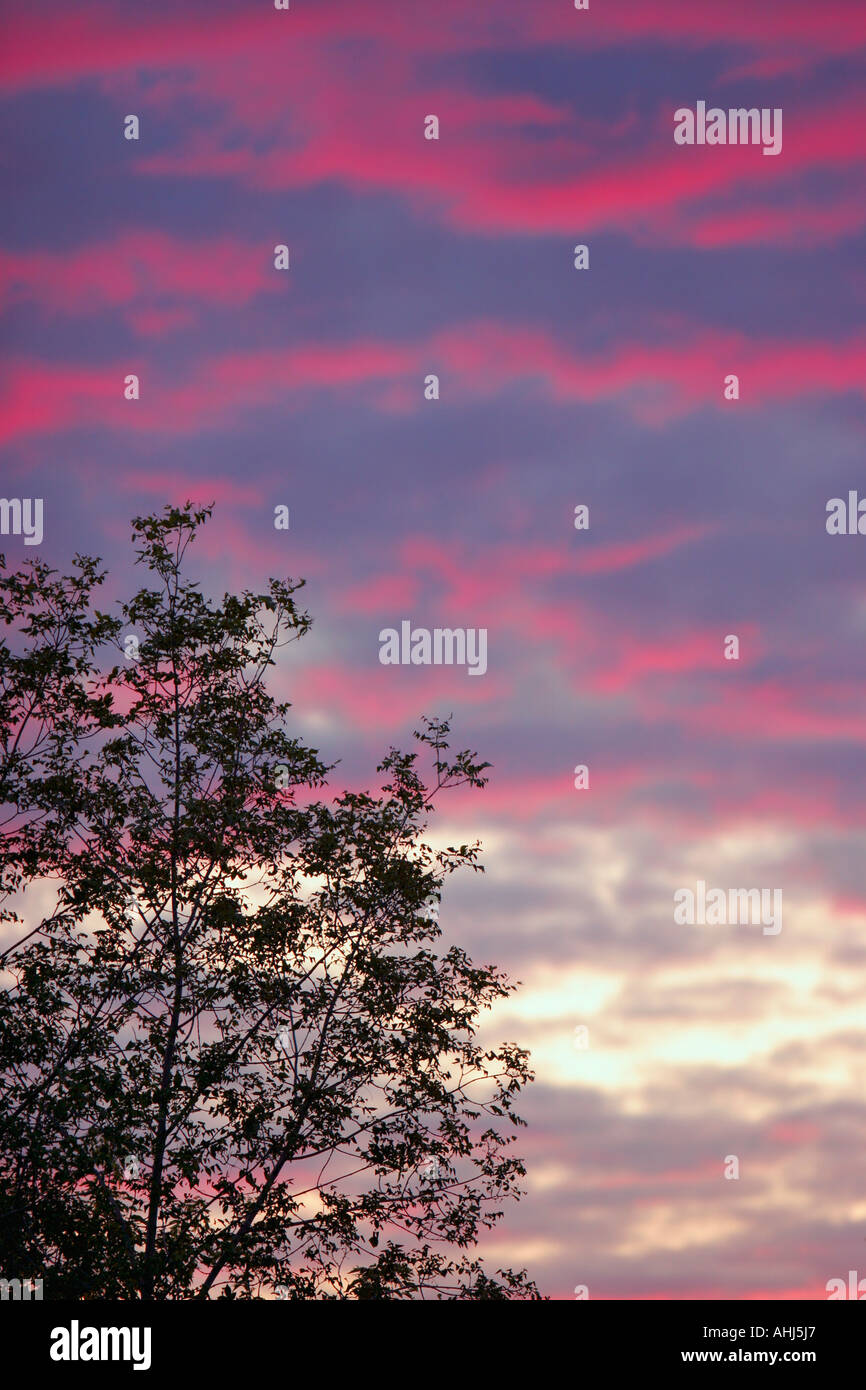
0;504;540;1300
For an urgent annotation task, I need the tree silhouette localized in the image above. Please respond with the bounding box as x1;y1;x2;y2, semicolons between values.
0;505;539;1300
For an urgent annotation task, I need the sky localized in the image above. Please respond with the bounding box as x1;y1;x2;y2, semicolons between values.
2;0;866;1300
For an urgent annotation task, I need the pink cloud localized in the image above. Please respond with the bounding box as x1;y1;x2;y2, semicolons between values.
574;525;712;575
294;662;506;733
4;1;866;97
831;895;866;916
116;470;265;507
767;1121;821;1145
0;343;413;444
685;196;866;249
591;627;759;695
0;232;278;319
132;78;866;250
5;4;855;252
5;323;866;446
337;573;422;614
678;681;866;744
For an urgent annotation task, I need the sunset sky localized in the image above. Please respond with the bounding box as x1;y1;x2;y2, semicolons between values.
2;0;866;1298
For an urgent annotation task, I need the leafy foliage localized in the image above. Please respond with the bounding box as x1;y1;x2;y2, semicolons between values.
0;506;540;1299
